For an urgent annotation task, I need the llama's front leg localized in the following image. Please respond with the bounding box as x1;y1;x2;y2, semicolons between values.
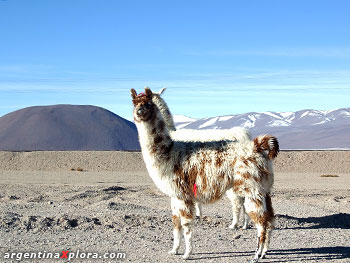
181;212;194;259
169;215;181;255
174;200;194;260
169;198;181;255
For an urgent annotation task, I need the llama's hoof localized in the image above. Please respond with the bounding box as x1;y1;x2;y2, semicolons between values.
195;211;202;218
168;249;178;255
229;224;237;230
249;258;259;263
182;253;190;260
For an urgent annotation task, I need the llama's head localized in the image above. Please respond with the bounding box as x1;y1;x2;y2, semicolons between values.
131;87;156;122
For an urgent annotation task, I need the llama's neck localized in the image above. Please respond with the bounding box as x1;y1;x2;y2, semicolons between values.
152;95;176;131
136;110;174;160
135;109;175;196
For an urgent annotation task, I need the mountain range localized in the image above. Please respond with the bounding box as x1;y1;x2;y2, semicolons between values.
0;105;348;151
174;108;350;150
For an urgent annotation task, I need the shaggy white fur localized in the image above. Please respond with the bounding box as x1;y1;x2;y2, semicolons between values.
152;88;252;229
131;88;279;262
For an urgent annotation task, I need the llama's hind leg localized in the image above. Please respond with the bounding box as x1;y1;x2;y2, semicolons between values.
244;196;274;263
260;227;273;259
260;194;275;259
254;224;266;261
169;198;182;255
226;189;244;229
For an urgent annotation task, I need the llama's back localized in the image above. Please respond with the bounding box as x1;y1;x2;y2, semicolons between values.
170;127;252;142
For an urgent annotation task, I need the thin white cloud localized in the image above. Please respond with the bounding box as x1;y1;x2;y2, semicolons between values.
1;69;350;95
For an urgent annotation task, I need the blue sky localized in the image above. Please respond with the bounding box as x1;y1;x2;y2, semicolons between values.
1;0;350;121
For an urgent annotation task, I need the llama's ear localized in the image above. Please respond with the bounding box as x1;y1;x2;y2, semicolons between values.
145;87;153;98
159;87;166;95
130;89;137;99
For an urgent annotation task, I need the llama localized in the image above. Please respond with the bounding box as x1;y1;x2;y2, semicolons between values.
152;88;252;229
131;87;279;262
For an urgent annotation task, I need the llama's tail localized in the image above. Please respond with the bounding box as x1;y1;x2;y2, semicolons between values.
253;135;279;160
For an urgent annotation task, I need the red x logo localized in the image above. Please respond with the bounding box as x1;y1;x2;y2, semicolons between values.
61;251;69;258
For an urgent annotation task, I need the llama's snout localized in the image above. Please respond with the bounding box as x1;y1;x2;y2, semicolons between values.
137;108;144;116
134;104;154;122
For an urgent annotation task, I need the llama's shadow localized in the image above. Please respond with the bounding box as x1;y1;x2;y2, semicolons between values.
190;250;255;260
267;246;350;262
191;246;350;261
277;213;350;229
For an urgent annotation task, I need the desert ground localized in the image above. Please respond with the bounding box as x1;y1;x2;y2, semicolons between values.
0;151;349;263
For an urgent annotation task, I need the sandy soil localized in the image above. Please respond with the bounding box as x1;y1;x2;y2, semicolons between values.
0;151;349;263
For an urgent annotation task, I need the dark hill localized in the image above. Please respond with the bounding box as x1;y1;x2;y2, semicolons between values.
0;105;140;151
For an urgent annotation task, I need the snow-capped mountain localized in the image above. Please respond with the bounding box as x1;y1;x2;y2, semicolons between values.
173;115;197;126
174;108;350;150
